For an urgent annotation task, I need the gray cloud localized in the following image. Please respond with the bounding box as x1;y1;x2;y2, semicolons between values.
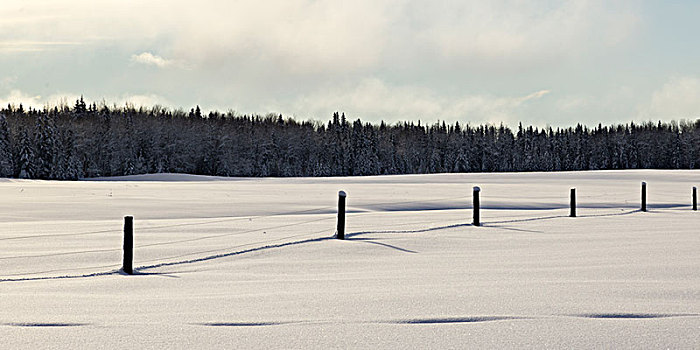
640;77;700;120
5;0;698;127
286;78;550;125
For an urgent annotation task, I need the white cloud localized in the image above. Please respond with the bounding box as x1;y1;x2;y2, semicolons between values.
288;78;550;124
0;90;171;110
166;1;394;74
0;0;648;126
443;90;550;125
130;52;176;68
641;77;700;119
0;90;44;109
0;0;393;74
0;76;17;89
556;95;593;112
0;1;639;73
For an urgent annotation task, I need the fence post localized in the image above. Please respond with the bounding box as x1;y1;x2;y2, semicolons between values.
641;182;647;212
337;191;346;239
693;186;697;211
570;188;576;218
473;186;480;226
123;216;133;275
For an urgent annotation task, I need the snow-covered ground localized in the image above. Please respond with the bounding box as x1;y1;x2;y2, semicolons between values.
1;170;698;349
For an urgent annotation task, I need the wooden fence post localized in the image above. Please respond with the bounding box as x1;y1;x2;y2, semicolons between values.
123;216;133;275
641;182;647;212
337;191;346;239
473;186;481;226
693;186;697;211
570;188;576;218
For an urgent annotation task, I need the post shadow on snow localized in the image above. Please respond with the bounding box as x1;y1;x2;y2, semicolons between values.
345;222;472;238
1;233;414;282
645;203;695;210
485;208;640;225
345;206;671;238
345;237;418;253
134;236;333;272
3;205;690;282
0;270;118;283
0;263;120;278
353;200;690;214
117;270;181;278
0;236;335;282
136;232;419;272
479;224;545;234
0;266;192;282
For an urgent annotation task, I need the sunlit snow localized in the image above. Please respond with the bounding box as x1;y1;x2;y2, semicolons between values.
1;170;698;348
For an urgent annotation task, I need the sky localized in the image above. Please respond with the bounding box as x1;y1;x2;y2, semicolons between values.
1;0;699;127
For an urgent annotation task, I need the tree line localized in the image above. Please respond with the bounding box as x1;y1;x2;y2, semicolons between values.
0;98;698;180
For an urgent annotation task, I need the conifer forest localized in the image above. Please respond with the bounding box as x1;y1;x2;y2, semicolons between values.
1;98;698;180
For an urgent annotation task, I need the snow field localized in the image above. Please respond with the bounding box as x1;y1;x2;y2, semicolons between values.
0;170;698;348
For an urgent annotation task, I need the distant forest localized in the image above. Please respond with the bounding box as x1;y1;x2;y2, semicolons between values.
0;98;698;180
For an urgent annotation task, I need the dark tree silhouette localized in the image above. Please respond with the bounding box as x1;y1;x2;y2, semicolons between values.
0;99;697;179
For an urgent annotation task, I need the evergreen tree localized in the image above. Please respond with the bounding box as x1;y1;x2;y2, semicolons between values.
0;99;696;179
0;114;13;177
15;130;35;178
33;113;58;179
